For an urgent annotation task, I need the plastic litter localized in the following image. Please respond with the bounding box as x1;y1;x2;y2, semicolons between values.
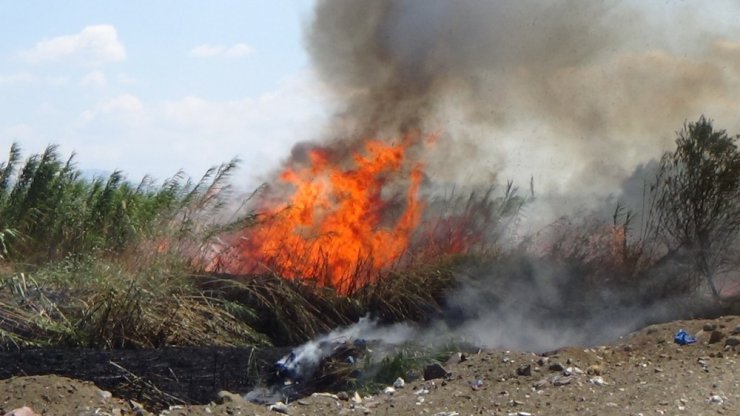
674;329;696;345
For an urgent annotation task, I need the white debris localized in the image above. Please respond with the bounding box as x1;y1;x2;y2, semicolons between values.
393;377;406;388
269;401;290;414
383;386;396;395
708;394;724;404
589;376;607;386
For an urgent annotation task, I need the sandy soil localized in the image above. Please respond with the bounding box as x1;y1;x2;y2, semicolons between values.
2;316;739;416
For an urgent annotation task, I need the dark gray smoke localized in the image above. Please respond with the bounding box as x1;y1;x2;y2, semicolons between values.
307;0;740;197
291;0;740;352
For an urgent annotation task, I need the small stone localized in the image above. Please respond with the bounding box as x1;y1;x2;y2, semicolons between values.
129;400;146;415
3;407;39;416
532;379;549;390
337;391;350;401
703;323;717;332
708;395;724;404
516;364;532;377
352;391;363;404
393;377;406;388
471;379;484;390
724;336;740;347
383;386;396;395
586;364;603;375
708;330;724;344
98;389;113;400
548;362;565;372
269;401;290;414
589;376;607;386
424;363;451;380
217;390;247;405
536;357;548;367
733;325;740;335
552;375;573;386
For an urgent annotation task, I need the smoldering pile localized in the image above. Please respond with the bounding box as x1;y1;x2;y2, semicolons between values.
245;317;420;404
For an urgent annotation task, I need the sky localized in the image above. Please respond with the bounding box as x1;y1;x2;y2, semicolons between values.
1;0;740;195
0;0;325;186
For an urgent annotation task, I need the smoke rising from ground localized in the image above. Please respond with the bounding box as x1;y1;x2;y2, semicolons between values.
268;0;740;356
307;0;740;198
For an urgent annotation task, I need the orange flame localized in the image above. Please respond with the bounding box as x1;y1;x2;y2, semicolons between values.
217;135;426;293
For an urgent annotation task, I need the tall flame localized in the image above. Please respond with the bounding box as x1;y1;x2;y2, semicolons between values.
214;135;426;293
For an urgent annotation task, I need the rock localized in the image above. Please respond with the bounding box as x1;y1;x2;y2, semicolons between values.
708;330;724;344
433;412;459;416
98;389;113;400
269;401;290;414
392;377;405;388
217;390;248;405
733;325;740;335
383;386;396;395
424;363;450;380
311;392;339;400
589;376;607;386
337;391;350;401
551;375;573;386
352;391;363;404
532;378;549;390
548;362;565;372
703;323;717;332
586;364;603;375
724;336;740;347
129;400;148;416
708;395;724;404
3;407;39;416
516;364;532;376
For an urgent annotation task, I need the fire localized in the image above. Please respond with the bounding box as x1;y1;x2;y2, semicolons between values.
213;134;426;293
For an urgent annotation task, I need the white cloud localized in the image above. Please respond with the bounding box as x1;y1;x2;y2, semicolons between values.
116;72;136;85
20;25;126;65
223;43;253;58
188;43;253;59
101;93;142;113
0;72;35;85
0;73;70;86
79;70;107;87
80;93;143;123
1;123;34;140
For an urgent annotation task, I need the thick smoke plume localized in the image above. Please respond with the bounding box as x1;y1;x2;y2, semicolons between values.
264;0;740;355
307;0;740;196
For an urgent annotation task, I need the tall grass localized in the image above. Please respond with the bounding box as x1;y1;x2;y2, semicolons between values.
0;142;243;264
0;143;270;349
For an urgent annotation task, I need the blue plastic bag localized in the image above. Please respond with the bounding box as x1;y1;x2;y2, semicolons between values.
674;329;696;345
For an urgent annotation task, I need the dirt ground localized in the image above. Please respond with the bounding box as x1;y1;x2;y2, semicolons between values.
2;316;739;416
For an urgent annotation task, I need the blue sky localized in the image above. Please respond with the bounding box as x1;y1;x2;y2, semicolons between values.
0;0;324;185
2;0;740;194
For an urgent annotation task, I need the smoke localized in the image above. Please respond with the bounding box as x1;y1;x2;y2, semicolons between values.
274;316;416;380
243;1;740;371
306;0;740;203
